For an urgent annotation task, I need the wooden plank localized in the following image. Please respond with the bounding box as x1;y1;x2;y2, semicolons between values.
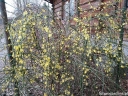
80;9;100;18
80;1;100;11
54;6;62;12
52;0;128;41
54;0;62;5
80;0;95;5
123;29;128;41
54;2;62;9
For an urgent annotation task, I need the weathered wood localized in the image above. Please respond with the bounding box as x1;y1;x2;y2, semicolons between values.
54;6;62;12
80;0;95;5
54;0;62;5
80;1;100;11
54;2;62;8
51;0;127;39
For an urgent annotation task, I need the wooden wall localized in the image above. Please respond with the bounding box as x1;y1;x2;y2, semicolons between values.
53;0;63;20
52;0;128;40
52;0;122;18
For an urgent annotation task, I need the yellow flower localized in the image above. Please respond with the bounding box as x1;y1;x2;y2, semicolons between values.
84;69;89;74
73;18;79;22
55;64;62;69
23;11;28;16
44;62;49;68
30;79;34;83
14;46;19;50
121;65;124;68
44;93;48;96
19;59;24;64
96;63;99;66
99;57;102;62
118;47;121;50
65;89;70;95
44;26;50;32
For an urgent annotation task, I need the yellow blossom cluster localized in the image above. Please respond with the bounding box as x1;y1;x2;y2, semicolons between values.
2;1;128;95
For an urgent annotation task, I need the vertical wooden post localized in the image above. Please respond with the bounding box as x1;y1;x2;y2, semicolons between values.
52;1;54;20
77;0;80;17
62;0;64;20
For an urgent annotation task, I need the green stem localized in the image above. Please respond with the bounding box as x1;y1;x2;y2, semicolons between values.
116;0;127;85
